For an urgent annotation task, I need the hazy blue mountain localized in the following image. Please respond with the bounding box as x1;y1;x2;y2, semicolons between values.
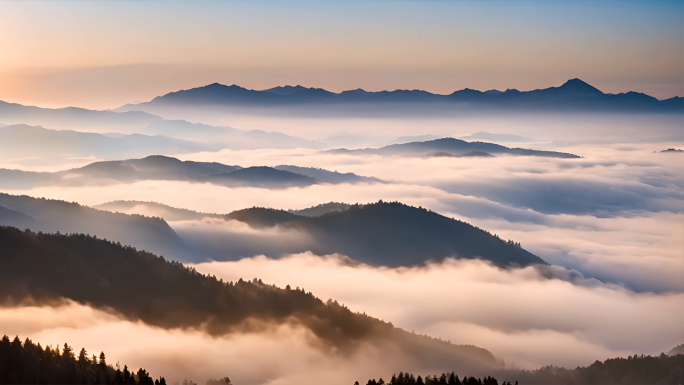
117;78;683;113
0;193;188;259
659;148;683;153
0;100;162;132
207;166;317;188
228;201;546;267
289;202;352;217
93;200;225;221
0;226;499;372
143;119;321;149
0;124;222;161
67;155;241;182
274;165;382;184
0;155;377;189
326;137;580;158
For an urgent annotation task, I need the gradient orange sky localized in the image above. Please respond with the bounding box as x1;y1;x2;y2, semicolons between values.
1;0;682;109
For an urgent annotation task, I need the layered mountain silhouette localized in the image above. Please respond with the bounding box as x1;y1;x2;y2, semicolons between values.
227;201;546;267
207;166;317;188
93;200;224;221
0;106;317;150
142;119;320;149
327;138;580;158
117;79;683;113
0;155;381;189
274;165;382;184
0;225;499;372
90;199;545;267
0;100;161;132
0;124;222;162
0;193;188;259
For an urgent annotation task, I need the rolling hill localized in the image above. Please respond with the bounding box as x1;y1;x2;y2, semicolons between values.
0;193;189;260
326;138;580;159
0;155;380;189
0;226;500;373
227;201;546;267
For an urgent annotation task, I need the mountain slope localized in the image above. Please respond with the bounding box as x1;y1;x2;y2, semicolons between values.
228;201;546;267
327;138;580;159
0;193;188;260
0;226;499;372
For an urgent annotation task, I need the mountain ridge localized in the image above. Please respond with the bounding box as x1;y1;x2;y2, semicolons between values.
0;155;381;189
116;78;683;113
0;225;500;373
326;137;581;159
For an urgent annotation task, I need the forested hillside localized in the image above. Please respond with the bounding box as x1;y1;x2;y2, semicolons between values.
0;226;498;372
0;334;164;384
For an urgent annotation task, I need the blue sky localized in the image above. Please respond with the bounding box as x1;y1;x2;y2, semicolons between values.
0;0;681;107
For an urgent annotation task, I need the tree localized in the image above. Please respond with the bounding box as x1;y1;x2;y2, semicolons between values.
63;343;75;361
78;348;89;370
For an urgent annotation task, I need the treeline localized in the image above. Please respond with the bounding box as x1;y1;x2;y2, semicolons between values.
356;372;507;385
510;353;684;385
0;334;165;384
359;353;684;385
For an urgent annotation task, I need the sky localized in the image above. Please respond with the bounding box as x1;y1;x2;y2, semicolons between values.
0;2;683;382
0;0;682;109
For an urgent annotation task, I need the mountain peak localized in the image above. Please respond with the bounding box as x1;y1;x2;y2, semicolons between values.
559;78;603;95
263;85;309;95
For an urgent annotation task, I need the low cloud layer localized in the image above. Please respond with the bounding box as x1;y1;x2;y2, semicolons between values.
4;141;682;292
193;254;684;370
0;302;495;385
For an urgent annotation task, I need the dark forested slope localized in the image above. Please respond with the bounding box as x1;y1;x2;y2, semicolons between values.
0;193;188;260
228;201;545;267
0;226;498;372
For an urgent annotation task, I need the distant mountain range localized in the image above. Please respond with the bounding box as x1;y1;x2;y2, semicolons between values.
117;79;683;113
0;155;381;189
327;137;580;158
